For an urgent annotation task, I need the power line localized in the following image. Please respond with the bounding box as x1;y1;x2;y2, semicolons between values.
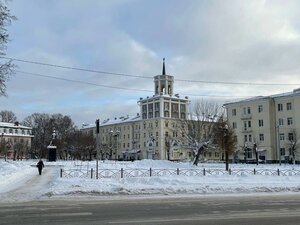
15;70;152;93
16;70;253;98
4;57;152;79
3;56;299;86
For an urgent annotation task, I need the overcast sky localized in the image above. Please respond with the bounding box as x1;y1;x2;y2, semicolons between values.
1;0;300;127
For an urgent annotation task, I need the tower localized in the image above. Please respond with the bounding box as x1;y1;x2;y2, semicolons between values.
154;58;174;96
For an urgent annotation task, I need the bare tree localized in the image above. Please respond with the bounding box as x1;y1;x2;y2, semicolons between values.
286;129;300;165
22;113;76;158
213;114;237;171
0;1;16;96
178;99;223;165
0;110;17;122
64;130;96;160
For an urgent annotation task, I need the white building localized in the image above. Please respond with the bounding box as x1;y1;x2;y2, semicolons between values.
224;88;300;163
82;59;192;160
0;122;34;160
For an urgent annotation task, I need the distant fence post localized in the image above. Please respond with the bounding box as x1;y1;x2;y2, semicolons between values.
254;168;256;175
277;169;280;176
203;168;206;176
60;168;63;178
150;168;152;177
177;168;179;175
229;169;232;175
121;168;124;178
91;168;93;179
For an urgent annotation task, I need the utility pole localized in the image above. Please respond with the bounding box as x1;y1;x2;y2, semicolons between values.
96;119;100;179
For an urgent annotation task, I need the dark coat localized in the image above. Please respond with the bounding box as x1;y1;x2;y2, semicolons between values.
37;160;44;169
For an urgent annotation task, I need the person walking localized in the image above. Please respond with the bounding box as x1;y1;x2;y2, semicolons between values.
36;159;44;175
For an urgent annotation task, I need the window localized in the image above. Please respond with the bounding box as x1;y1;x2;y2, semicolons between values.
248;134;252;142
280;148;285;156
248;121;251;128
288;133;294;141
243;107;247;114
278;103;283;111
247;107;251;114
280;133;285;141
232;109;236;116
258;120;264;127
258;105;263;113
232;122;237;129
278;118;284;126
287;117;293;125
234;136;237;142
287;102;292;110
244;135;247;142
215;152;220;157
259;134;264;141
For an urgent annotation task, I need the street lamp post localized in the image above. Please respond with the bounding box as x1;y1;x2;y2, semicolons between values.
114;130;120;160
253;142;258;165
276;124;281;165
244;142;247;164
108;130;120;160
95;119;100;179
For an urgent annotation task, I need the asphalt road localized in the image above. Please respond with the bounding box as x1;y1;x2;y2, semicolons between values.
1;194;300;225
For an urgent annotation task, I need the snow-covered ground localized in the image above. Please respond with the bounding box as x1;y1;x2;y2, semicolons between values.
1;159;300;203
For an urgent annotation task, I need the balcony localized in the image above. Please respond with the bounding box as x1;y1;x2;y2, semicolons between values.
241;114;252;120
242;127;252;133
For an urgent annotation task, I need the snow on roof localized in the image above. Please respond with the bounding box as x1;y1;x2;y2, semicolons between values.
224;88;300;106
101;114;141;126
81;114;141;129
0;122;32;130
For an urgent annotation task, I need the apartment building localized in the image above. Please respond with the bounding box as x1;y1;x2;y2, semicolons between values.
0;121;34;160
224;88;300;163
81;59;192;161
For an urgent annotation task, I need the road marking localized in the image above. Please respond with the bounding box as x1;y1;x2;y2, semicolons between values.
108;211;300;224
3;212;92;218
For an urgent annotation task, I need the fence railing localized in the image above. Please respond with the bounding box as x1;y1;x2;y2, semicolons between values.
60;168;300;179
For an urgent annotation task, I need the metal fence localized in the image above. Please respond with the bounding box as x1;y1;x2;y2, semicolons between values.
60;168;300;179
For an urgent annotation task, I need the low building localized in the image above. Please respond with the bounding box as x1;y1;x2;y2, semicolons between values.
0;121;34;160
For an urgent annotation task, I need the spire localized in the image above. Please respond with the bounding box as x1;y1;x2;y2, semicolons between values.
162;58;166;75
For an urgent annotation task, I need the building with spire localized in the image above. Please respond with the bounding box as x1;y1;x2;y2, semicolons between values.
82;59;191;160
